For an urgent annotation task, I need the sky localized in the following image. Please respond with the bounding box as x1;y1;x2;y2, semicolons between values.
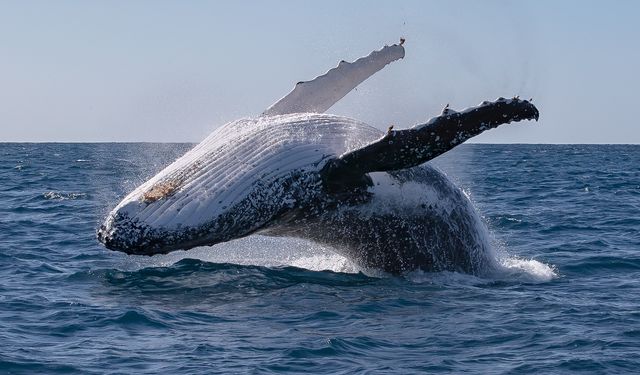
1;0;639;143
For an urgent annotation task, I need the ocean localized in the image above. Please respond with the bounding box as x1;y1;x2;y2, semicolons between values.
1;143;639;374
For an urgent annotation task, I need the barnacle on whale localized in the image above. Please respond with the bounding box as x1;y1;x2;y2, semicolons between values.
142;179;182;203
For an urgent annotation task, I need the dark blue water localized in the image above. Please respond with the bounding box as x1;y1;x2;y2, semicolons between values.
1;143;639;374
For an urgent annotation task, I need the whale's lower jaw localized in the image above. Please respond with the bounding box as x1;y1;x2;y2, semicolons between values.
97;212;217;255
98;205;279;256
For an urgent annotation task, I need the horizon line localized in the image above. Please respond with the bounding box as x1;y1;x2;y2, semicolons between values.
1;141;640;146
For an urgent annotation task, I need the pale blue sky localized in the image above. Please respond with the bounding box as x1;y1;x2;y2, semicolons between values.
1;1;638;143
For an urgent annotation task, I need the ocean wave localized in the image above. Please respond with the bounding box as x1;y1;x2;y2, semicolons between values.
43;191;87;200
495;256;558;283
563;256;640;273
68;259;377;291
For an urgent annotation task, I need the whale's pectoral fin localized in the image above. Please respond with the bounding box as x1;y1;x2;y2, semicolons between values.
263;42;405;116
321;97;539;192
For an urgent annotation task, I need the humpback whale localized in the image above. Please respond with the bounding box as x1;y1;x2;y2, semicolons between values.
98;41;539;275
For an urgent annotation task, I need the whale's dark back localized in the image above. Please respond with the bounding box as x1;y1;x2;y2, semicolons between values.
263;165;497;275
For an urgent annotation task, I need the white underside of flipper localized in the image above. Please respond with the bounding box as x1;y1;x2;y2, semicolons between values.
263;43;405;116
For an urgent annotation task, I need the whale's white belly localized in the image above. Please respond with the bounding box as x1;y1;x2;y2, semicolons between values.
103;114;383;241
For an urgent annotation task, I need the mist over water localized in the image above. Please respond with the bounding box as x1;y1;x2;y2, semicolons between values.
1;143;640;373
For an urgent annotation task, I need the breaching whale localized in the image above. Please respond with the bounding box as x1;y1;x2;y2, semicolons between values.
98;41;539;275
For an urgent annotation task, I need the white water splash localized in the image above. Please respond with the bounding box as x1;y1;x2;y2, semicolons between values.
290;254;358;273
123;235;359;273
122;232;557;284
493;256;558;283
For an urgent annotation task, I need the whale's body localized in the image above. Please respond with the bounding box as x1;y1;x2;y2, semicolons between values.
100;113;493;274
98;42;538;274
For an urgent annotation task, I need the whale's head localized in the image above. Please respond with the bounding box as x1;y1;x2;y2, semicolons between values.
97;114;380;255
97;168;319;255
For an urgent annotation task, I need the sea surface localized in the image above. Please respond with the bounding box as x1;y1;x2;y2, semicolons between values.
1;143;639;374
